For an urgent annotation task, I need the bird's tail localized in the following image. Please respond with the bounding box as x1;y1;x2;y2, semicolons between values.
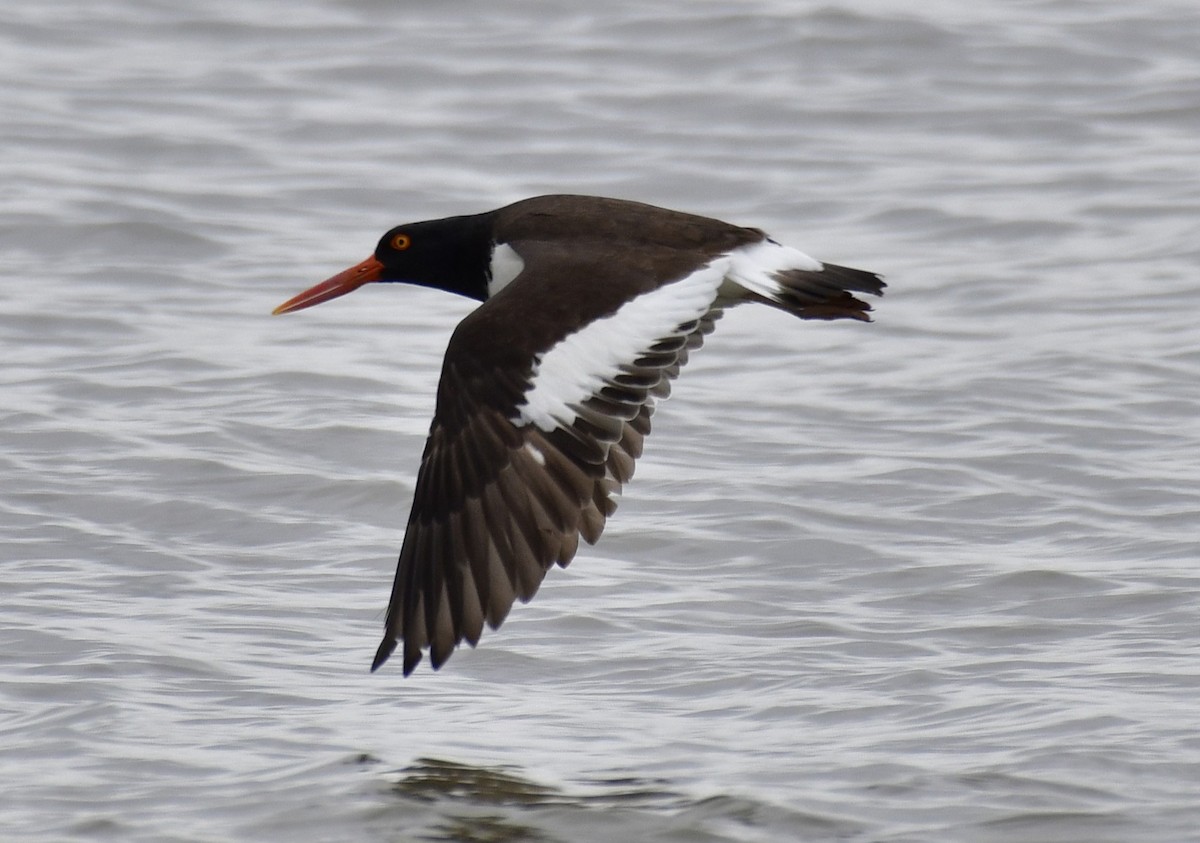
727;240;885;321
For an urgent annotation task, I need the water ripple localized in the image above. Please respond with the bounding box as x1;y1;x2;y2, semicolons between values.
3;1;1200;841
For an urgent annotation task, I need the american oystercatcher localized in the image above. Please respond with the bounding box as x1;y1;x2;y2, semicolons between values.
274;195;884;675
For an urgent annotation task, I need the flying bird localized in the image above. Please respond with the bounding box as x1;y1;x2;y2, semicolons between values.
273;195;884;675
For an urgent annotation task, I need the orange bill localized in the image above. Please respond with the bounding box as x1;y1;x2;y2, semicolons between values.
273;256;384;315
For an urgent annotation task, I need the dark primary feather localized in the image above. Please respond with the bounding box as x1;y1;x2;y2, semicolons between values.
372;247;726;675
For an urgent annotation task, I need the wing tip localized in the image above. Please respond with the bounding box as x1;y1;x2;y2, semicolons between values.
371;636;397;673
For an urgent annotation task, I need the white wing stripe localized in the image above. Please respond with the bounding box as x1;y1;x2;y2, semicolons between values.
512;260;726;432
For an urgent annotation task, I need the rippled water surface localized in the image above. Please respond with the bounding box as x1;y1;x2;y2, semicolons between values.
4;1;1199;841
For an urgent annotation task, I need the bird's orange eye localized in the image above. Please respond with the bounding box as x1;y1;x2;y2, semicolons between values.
391;233;411;251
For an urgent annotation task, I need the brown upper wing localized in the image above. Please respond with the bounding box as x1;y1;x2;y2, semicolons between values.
372;243;725;674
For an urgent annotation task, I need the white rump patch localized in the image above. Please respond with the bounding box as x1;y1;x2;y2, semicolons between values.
724;239;823;304
513;262;726;432
487;243;525;298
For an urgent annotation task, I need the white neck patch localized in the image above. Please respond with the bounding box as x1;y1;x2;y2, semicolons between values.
487;243;525;298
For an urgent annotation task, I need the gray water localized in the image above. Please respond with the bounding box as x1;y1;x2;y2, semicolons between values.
3;1;1199;841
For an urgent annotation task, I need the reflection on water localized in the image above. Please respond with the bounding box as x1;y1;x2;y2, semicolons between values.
395;756;558;804
381;757;852;842
391;758;560;842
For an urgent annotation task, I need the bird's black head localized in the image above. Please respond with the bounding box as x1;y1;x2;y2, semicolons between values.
273;211;495;315
371;214;493;301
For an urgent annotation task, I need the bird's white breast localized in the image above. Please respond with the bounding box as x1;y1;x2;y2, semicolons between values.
487;243;525;298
